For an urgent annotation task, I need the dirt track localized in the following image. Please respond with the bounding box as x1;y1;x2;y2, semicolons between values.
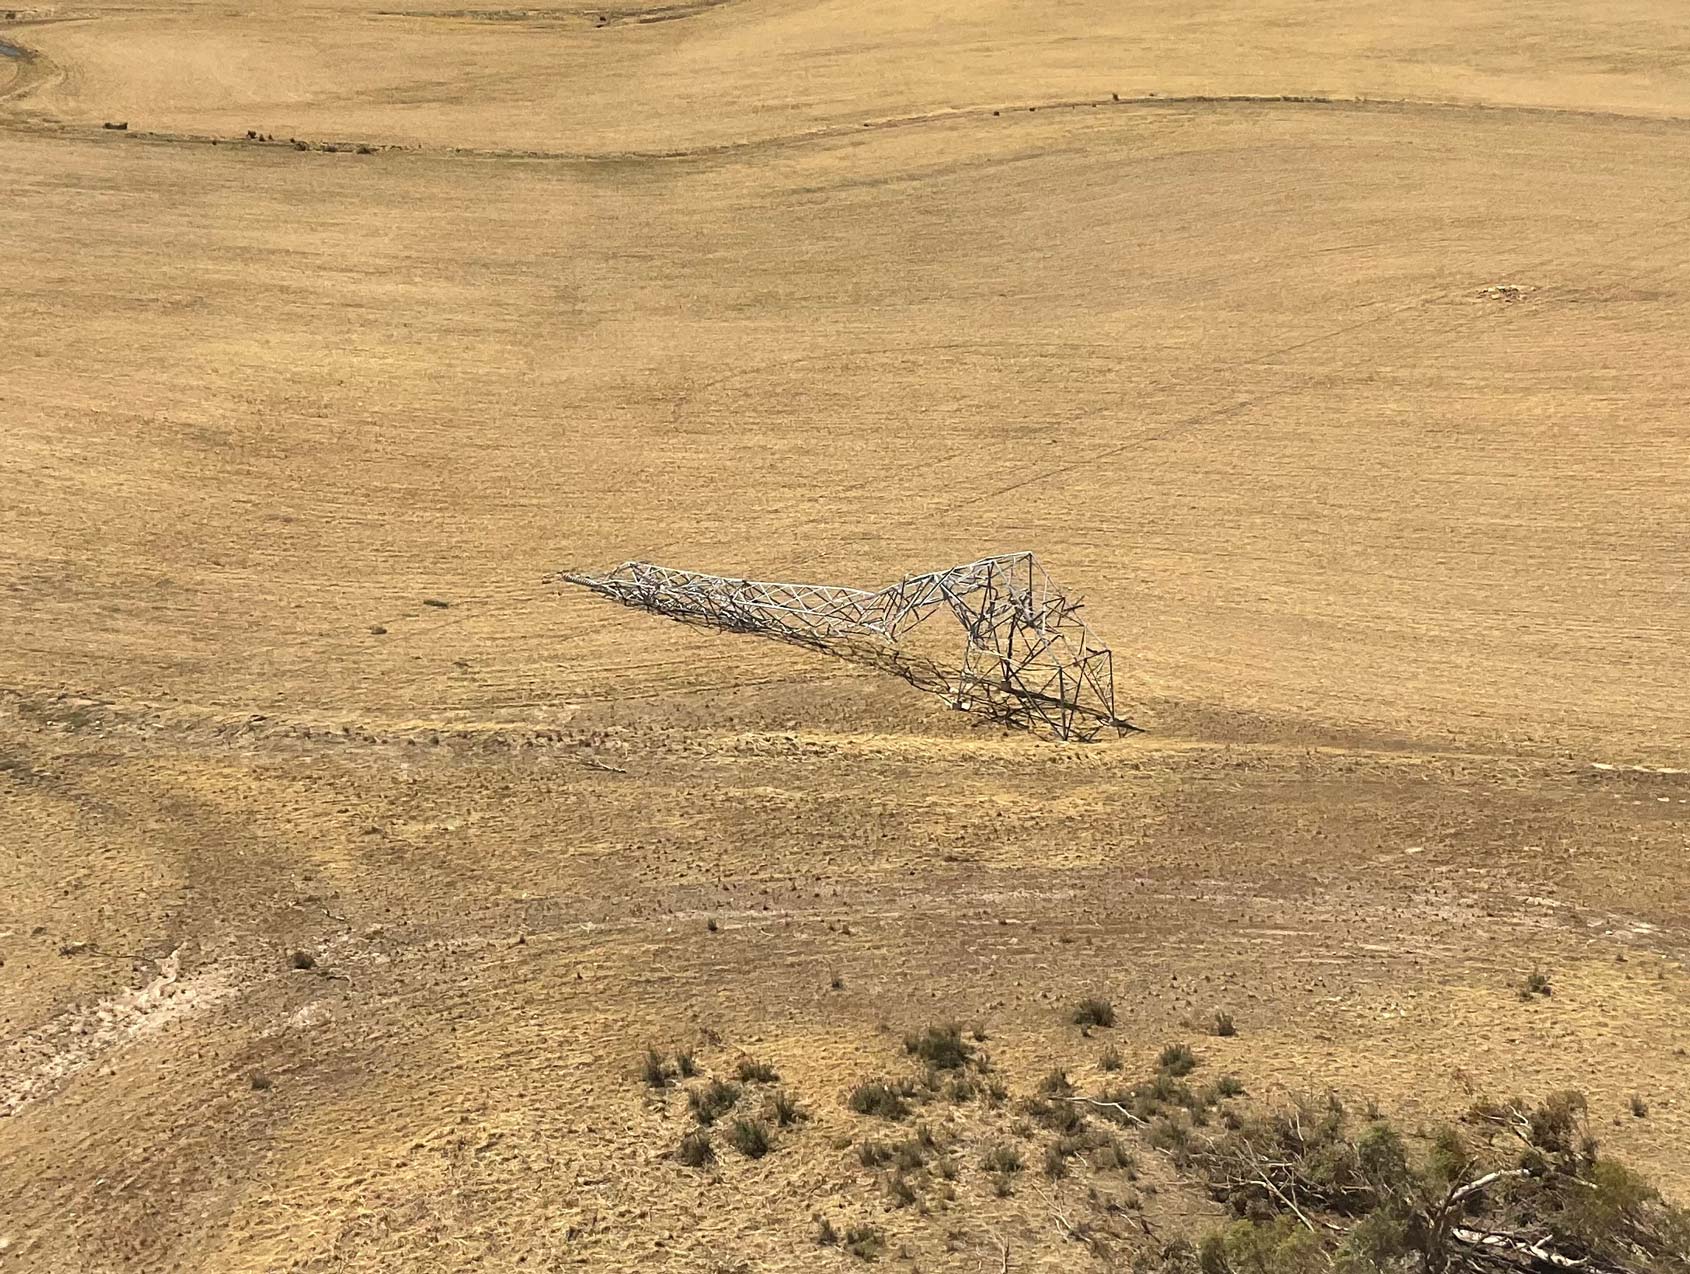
2;2;1688;1270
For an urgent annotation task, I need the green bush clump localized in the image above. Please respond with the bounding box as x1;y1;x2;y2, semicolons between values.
1187;1090;1690;1274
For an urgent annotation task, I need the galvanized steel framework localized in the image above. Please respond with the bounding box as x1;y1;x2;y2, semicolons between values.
564;553;1129;741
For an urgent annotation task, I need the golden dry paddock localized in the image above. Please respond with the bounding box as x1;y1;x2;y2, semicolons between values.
1;2;1688;1271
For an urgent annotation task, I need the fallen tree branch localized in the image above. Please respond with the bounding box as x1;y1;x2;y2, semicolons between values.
1451;1226;1615;1273
1241;1148;1325;1235
1450;1167;1533;1206
1060;1095;1148;1126
1037;1188;1084;1242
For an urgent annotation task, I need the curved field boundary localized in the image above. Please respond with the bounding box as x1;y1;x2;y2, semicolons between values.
5;87;1689;163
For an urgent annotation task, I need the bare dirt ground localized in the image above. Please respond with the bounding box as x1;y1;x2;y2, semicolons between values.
2;2;1688;1270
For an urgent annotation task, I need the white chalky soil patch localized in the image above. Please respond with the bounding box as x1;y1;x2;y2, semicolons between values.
0;949;241;1118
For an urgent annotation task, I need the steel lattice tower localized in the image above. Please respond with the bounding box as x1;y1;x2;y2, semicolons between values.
562;553;1130;741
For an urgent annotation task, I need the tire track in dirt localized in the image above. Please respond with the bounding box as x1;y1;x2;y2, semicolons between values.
631;126;1690;562
933;202;1690;520
0;26;57;103
4;682;1638;776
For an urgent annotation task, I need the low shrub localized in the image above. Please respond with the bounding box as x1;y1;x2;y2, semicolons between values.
1090;1136;1137;1176
1026;1095;1085;1135
903;1023;972;1070
640;1046;672;1088
1158;1042;1198;1076
771;1088;805;1127
1039;1068;1074;1096
893;1139;927;1171
859;1140;892;1167
1043;1142;1069;1178
945;1075;977;1103
735;1057;779;1083
1149;1238;1203;1274
1073;997;1116;1028
849;1079;912;1120
677;1130;714;1167
845;1224;886;1261
688;1078;740;1125
1099;1070;1204;1123
1216;1215;1325;1274
729;1116;772;1158
1148;1114;1194;1165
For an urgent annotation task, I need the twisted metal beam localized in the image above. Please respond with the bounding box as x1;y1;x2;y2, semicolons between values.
563;553;1130;741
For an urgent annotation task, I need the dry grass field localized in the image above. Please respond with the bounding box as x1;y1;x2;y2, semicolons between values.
3;2;1689;1271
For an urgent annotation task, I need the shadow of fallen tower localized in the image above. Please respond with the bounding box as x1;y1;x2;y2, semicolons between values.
558;552;1135;742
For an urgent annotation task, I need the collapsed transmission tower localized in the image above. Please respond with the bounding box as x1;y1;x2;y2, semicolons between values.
563;553;1130;741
